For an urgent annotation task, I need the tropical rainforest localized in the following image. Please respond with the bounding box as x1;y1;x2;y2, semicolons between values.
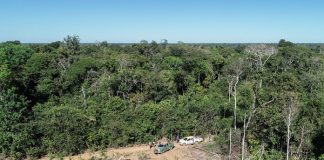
0;36;323;159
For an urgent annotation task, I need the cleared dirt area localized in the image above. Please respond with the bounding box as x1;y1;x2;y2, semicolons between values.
40;143;220;160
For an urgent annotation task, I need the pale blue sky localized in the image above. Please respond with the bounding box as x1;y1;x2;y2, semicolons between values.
0;0;324;43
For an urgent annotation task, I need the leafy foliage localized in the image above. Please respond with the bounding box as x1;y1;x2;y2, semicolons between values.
0;37;323;159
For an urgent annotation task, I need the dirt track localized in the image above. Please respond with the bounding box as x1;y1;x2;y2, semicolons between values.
40;143;219;160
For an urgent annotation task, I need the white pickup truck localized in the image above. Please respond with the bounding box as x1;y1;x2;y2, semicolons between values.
179;136;204;145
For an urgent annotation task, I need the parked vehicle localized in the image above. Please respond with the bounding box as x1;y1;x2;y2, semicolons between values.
179;136;204;145
193;136;204;143
179;136;195;145
154;142;174;154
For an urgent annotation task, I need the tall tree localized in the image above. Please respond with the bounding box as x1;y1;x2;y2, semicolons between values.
63;35;80;55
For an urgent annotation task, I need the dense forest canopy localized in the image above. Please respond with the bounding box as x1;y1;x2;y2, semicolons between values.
0;36;323;159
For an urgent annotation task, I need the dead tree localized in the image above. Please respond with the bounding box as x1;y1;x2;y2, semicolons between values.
242;113;247;160
246;44;277;88
119;55;131;70
233;74;240;131
228;79;233;102
283;93;298;160
229;128;232;160
241;91;256;160
81;86;87;107
225;58;245;131
227;59;244;130
297;125;305;160
241;87;275;160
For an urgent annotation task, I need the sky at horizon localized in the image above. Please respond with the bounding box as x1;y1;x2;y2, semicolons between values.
1;0;324;43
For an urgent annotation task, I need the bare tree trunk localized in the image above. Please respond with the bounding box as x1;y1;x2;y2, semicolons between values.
234;76;239;130
229;82;231;102
242;113;252;160
228;80;233;102
259;58;263;88
297;125;305;160
242;113;246;160
81;86;87;107
260;143;265;158
229;128;232;160
286;104;292;160
285;95;298;160
242;92;256;160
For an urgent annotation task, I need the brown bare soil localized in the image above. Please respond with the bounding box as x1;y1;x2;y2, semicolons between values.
40;142;220;160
